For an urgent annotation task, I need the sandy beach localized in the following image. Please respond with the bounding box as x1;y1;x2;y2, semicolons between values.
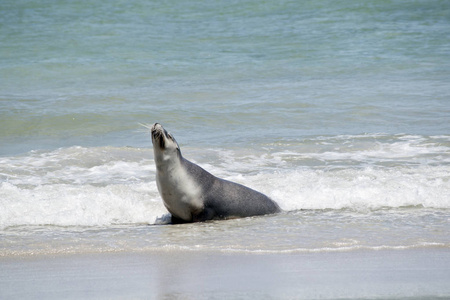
1;248;449;299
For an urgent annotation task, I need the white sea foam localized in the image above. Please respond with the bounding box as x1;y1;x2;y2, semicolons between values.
267;134;450;167
214;242;450;255
0;136;449;229
261;166;450;211
0;182;166;229
1;165;448;229
0;146;165;229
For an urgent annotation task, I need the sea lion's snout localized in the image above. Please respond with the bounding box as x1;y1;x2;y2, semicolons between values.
151;123;175;150
151;123;165;148
151;123;161;134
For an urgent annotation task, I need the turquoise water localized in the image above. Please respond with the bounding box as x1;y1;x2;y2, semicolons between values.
1;2;449;296
1;0;449;154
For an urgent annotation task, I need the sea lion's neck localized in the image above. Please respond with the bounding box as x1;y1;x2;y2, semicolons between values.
154;150;183;171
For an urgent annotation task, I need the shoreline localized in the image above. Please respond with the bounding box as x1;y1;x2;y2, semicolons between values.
1;248;449;299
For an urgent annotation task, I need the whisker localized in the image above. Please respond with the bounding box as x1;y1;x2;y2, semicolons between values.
139;123;153;131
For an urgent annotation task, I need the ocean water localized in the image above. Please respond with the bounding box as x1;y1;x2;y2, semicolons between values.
0;0;449;280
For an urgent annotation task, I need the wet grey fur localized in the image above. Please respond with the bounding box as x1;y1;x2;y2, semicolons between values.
176;157;281;223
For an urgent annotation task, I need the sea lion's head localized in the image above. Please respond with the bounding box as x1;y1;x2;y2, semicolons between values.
150;123;181;161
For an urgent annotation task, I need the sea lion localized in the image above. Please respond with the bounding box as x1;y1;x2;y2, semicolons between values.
150;123;280;223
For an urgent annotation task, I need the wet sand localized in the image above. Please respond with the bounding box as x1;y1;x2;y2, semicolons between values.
1;248;449;299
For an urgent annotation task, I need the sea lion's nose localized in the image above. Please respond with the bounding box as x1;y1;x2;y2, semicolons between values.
152;123;162;131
